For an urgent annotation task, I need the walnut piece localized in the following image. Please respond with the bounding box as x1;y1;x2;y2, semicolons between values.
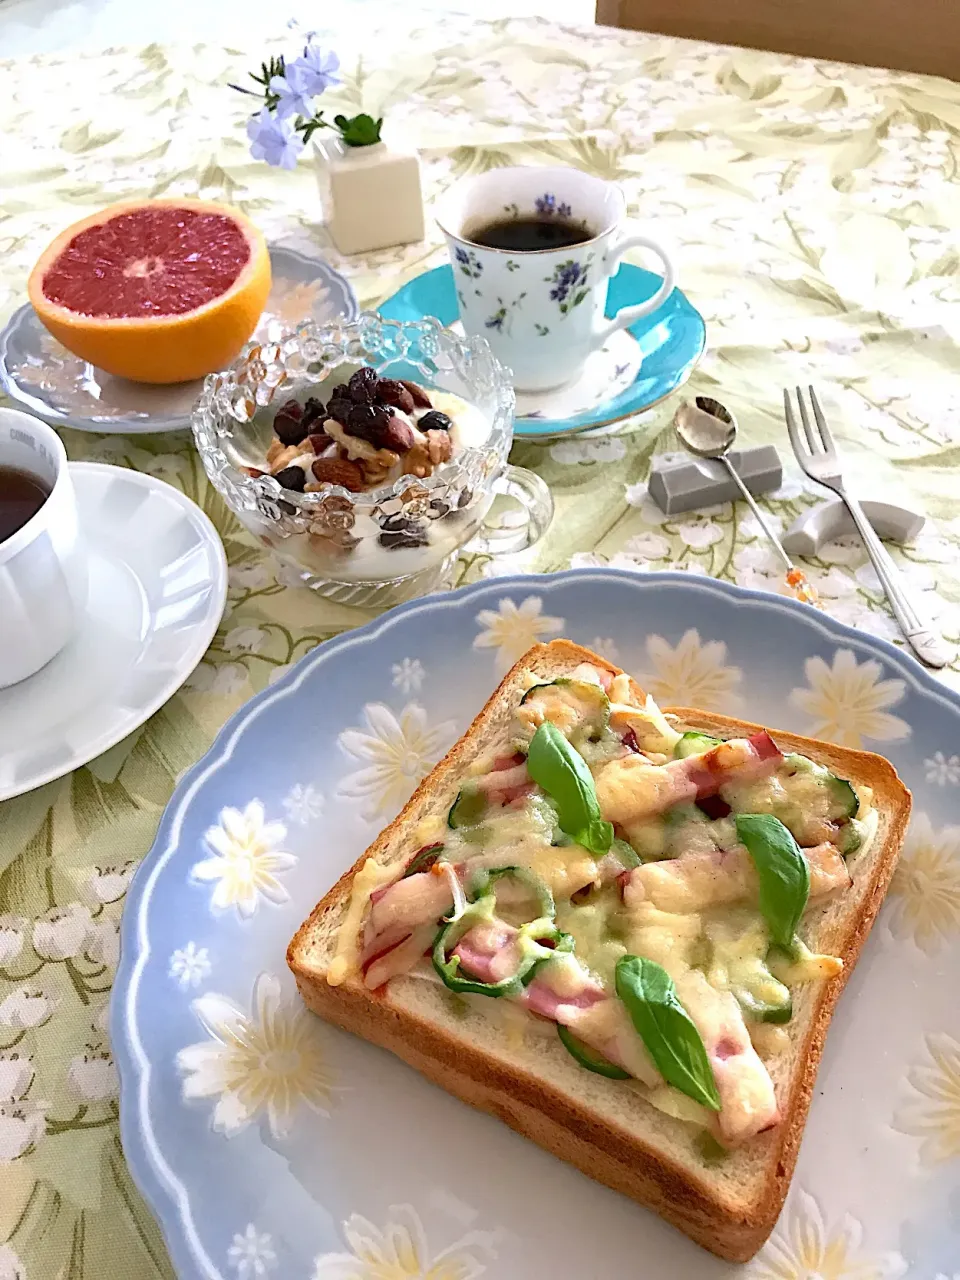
426;429;454;465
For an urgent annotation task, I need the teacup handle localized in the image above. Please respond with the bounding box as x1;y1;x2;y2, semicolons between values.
463;465;554;558
592;234;676;347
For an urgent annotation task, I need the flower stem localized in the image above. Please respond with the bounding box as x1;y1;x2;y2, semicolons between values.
46;1101;119;1136
0;960;47;981
64;958;91;1006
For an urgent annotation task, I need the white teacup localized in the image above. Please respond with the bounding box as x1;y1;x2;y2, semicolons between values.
0;409;87;688
436;165;676;393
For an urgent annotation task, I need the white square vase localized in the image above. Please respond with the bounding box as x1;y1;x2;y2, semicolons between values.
313;136;425;256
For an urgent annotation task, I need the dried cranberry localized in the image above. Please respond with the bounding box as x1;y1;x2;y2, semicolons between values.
348;367;380;402
301;396;327;429
418;410;452;432
622;728;641;753
274;465;307;492
273;398;308;446
377;379;416;413
344;403;383;439
401;379;433;408
327;396;352;426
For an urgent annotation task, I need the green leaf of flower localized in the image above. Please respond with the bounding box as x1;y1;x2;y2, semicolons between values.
334;113;383;147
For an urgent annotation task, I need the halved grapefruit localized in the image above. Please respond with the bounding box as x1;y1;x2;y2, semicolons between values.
28;198;271;384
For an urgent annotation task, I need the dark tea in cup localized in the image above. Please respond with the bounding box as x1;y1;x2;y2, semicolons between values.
0;465;50;543
466;216;591;252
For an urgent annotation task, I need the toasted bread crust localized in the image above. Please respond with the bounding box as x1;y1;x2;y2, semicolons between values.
288;642;911;1262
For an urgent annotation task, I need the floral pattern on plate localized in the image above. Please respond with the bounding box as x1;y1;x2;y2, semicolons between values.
177;971;336;1138
337;703;457;820
311;1204;496;1280
747;1189;906;1279
893;1033;960;1165
191;802;296;918
886;813;960;951
640;627;742;711
788;649;910;748
227;1224;278;1278
473;594;565;671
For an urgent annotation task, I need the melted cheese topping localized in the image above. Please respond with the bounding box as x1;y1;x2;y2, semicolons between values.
329;666;869;1148
326;858;396;986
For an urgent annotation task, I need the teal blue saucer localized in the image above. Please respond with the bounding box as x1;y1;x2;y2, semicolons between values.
378;262;706;439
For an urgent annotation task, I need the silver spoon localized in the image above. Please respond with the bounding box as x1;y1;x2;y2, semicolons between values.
674;396;818;606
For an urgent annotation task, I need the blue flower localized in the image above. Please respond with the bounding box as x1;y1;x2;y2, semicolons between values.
454;246;471;266
288;43;341;98
558;202;572;218
246;108;304;169
549;260;584;302
268;72;315;121
535;194;557;215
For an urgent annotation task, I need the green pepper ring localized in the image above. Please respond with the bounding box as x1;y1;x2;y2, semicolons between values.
432;904;564;997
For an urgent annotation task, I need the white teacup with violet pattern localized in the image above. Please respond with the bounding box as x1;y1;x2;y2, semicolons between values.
435;165;676;393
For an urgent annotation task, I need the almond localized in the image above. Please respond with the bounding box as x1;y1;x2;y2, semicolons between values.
378;379;416;413
401;379;433;408
375;414;415;454
311;457;365;492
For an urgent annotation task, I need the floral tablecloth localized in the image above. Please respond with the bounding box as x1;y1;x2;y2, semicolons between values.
2;14;960;1279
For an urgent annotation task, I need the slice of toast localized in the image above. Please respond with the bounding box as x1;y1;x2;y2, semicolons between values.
288;640;911;1261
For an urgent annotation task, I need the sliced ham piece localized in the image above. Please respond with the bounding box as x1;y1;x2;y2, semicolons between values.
365;871;452;945
595;732;782;825
453;920;524;984
623;841;851;915
561;996;662;1087
673;970;780;1144
363;924;436;990
523;972;607;1021
476;759;533;807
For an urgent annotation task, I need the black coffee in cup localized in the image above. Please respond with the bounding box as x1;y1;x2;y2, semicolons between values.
0;465;50;543
466;216;591;252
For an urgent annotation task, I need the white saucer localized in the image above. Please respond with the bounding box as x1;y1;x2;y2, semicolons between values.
0;462;227;800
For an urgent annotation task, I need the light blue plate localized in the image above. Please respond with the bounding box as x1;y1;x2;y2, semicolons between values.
113;570;959;1279
0;245;358;434
379;263;706;439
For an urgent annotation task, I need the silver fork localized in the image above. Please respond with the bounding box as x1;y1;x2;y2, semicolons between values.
784;386;953;669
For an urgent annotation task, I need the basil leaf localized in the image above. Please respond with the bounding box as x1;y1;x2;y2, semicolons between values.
615;955;720;1112
527;721;613;856
735;813;810;949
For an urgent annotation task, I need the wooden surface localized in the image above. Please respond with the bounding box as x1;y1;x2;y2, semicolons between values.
596;0;960;78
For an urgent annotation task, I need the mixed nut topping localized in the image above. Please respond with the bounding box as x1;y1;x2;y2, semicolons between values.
254;367;456;496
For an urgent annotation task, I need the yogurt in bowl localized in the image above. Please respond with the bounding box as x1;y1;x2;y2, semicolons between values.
192;313;553;609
